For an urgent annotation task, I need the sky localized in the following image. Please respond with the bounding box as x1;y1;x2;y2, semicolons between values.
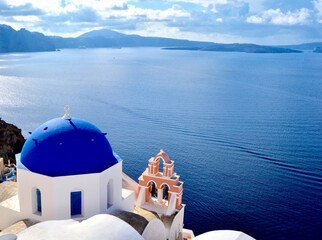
1;0;322;45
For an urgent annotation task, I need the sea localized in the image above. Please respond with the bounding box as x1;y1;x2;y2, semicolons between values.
0;48;321;240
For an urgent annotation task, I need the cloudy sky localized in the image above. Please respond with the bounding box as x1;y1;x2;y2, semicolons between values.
1;0;322;44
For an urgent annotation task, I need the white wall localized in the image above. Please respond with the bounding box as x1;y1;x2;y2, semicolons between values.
17;169;53;222
1;155;134;231
52;172;101;220
142;218;166;240
168;206;185;240
0;206;21;230
120;189;135;212
99;162;123;213
17;161;126;222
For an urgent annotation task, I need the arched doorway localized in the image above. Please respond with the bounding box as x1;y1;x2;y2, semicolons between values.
70;190;83;217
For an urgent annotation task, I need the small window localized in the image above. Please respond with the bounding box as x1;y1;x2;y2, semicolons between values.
107;180;113;208
71;191;82;217
36;188;42;214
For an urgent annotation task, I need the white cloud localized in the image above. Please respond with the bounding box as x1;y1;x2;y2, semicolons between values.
13;15;40;22
4;0;129;16
6;0;61;14
167;0;245;13
246;15;263;24
167;0;228;7
126;22;181;38
98;5;190;21
246;8;311;25
314;0;322;13
314;0;322;22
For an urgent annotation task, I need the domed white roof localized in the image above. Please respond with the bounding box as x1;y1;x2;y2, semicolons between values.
194;230;255;240
17;214;144;240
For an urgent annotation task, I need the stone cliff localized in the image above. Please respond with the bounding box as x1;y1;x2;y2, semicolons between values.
0;119;25;163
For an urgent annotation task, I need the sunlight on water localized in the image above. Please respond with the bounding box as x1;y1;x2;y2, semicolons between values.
0;75;28;107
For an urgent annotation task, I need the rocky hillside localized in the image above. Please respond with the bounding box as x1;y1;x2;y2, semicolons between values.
0;24;56;53
0;118;25;163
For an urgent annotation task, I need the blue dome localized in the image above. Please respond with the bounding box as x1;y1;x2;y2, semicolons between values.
20;117;118;177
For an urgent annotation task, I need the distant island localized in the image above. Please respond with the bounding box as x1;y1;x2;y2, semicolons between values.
313;47;322;53
0;24;322;54
163;44;302;54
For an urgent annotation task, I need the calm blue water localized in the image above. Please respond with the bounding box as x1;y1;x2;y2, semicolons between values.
1;48;322;239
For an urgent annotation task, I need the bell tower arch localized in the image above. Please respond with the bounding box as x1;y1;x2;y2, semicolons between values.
137;150;183;216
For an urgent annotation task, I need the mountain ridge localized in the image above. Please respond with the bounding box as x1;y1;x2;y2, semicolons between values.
78;29;127;39
1;24;322;53
50;28;215;49
0;25;56;53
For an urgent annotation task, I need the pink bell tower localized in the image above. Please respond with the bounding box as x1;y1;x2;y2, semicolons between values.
136;150;183;216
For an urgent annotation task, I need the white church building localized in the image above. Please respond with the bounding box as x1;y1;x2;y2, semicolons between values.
17;114;134;222
0;109;255;240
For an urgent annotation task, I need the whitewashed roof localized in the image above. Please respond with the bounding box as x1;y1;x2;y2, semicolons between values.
194;230;255;240
16;214;144;240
